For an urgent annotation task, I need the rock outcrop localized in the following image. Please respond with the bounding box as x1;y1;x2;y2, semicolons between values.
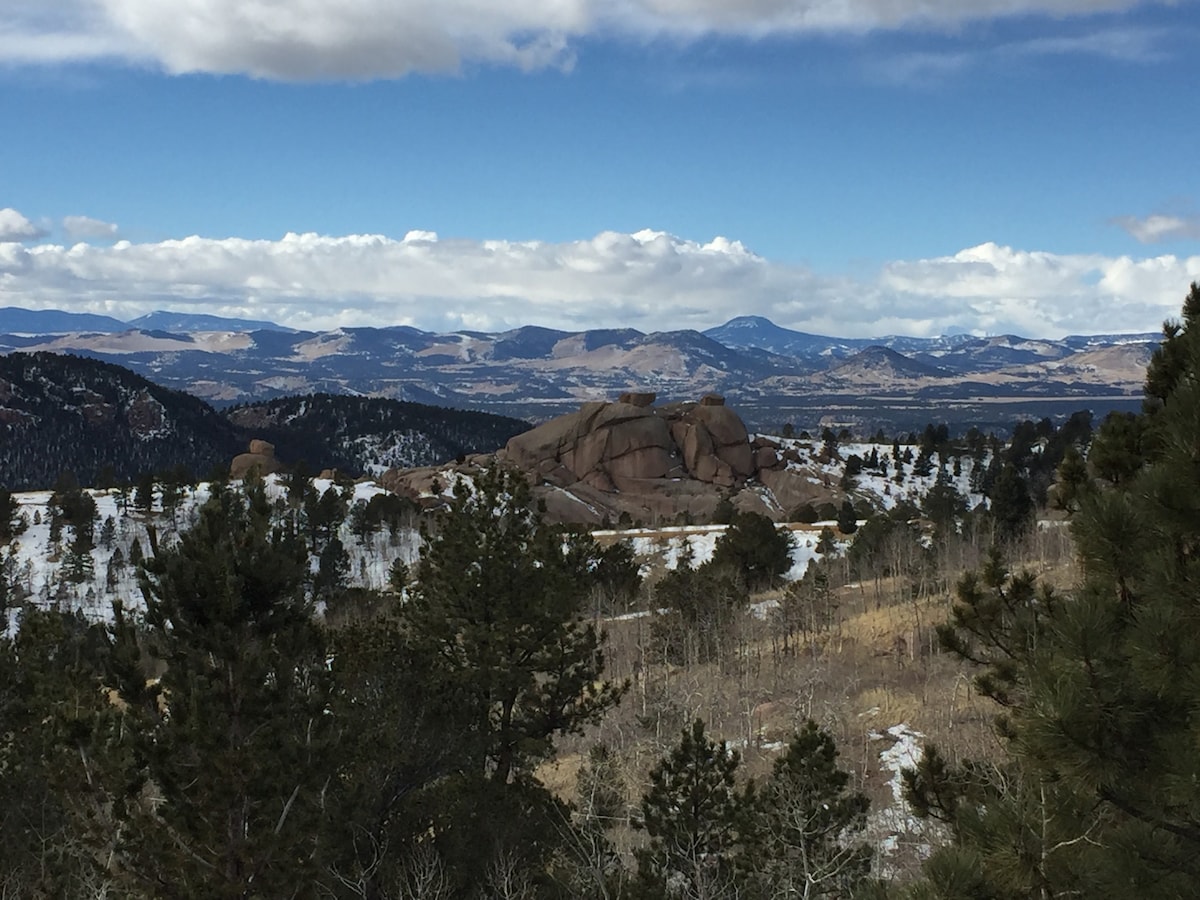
381;394;840;525
500;393;757;492
230;438;284;479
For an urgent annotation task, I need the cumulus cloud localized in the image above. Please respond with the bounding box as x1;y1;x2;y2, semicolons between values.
0;0;1165;79
0;208;47;243
1113;213;1200;243
1;227;1198;337
62;215;119;240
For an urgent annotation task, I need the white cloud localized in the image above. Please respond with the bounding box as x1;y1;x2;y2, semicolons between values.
0;208;47;243
1;228;1197;337
871;25;1175;84
0;0;1168;79
62;215;119;239
1114;213;1200;243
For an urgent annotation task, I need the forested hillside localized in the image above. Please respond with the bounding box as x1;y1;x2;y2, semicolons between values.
222;393;530;474
0;354;530;490
0;352;243;490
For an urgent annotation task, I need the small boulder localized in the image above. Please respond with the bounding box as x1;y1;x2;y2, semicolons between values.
618;391;657;408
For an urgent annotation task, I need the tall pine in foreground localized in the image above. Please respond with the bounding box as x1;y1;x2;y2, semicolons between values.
106;479;337;898
635;719;751;899
906;282;1200;899
401;466;627;892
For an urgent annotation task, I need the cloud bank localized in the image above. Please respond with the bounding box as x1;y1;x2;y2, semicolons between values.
1;216;1197;338
1;0;1168;79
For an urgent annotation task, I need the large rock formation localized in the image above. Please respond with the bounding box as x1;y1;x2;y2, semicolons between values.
501;393;756;492
381;394;835;525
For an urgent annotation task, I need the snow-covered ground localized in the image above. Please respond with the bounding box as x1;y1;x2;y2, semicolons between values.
757;435;990;515
0;475;415;634
1;438;986;635
868;723;936;874
615;524;834;584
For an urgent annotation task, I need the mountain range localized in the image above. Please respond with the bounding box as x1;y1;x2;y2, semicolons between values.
0;307;1160;433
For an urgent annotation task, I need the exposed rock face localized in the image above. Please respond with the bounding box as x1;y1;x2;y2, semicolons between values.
230;437;283;480
501;397;758;492
382;396;840;526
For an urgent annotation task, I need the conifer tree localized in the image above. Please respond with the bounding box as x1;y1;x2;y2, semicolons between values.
750;721;872;899
106;481;337;897
635;719;751;898
401;466;626;885
710;510;795;590
837;499;858;535
0;608;125;895
908;283;1200;899
0;487;17;544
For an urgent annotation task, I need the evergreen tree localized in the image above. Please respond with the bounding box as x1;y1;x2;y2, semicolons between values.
133;472;155;514
401;466;626;884
314;534;350;600
0;487;17;543
923;469;967;531
105;482;337;897
815;525;838;555
99;515;116;550
750;721;872;899
1051;444;1090;514
836;499;858;535
635;720;751;899
0;608;125;895
710;511;795;590
1087;410;1146;485
985;463;1032;543
322;598;475;896
907;283;1200;899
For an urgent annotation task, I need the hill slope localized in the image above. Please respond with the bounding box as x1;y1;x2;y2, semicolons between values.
222;394;530;474
0;352;245;490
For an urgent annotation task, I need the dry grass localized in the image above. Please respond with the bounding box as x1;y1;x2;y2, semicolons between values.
541;528;1076;883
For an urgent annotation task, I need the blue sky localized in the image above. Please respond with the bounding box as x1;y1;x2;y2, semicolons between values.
1;0;1198;337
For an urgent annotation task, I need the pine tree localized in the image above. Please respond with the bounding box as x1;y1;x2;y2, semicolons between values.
635;719;751;898
710;510;795;589
401;466;626;883
105;481;337;897
0;608;126;895
751;721;872;898
908;283;1200;899
837;499;858;535
99;515;116;550
985;463;1032;543
0;487;17;543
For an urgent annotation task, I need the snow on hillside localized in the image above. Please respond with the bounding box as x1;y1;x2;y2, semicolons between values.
757;435;989;515
0;475;413;635
1;437;988;635
617;524;833;583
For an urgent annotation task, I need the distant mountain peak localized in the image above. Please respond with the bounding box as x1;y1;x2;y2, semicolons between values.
129;310;291;333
